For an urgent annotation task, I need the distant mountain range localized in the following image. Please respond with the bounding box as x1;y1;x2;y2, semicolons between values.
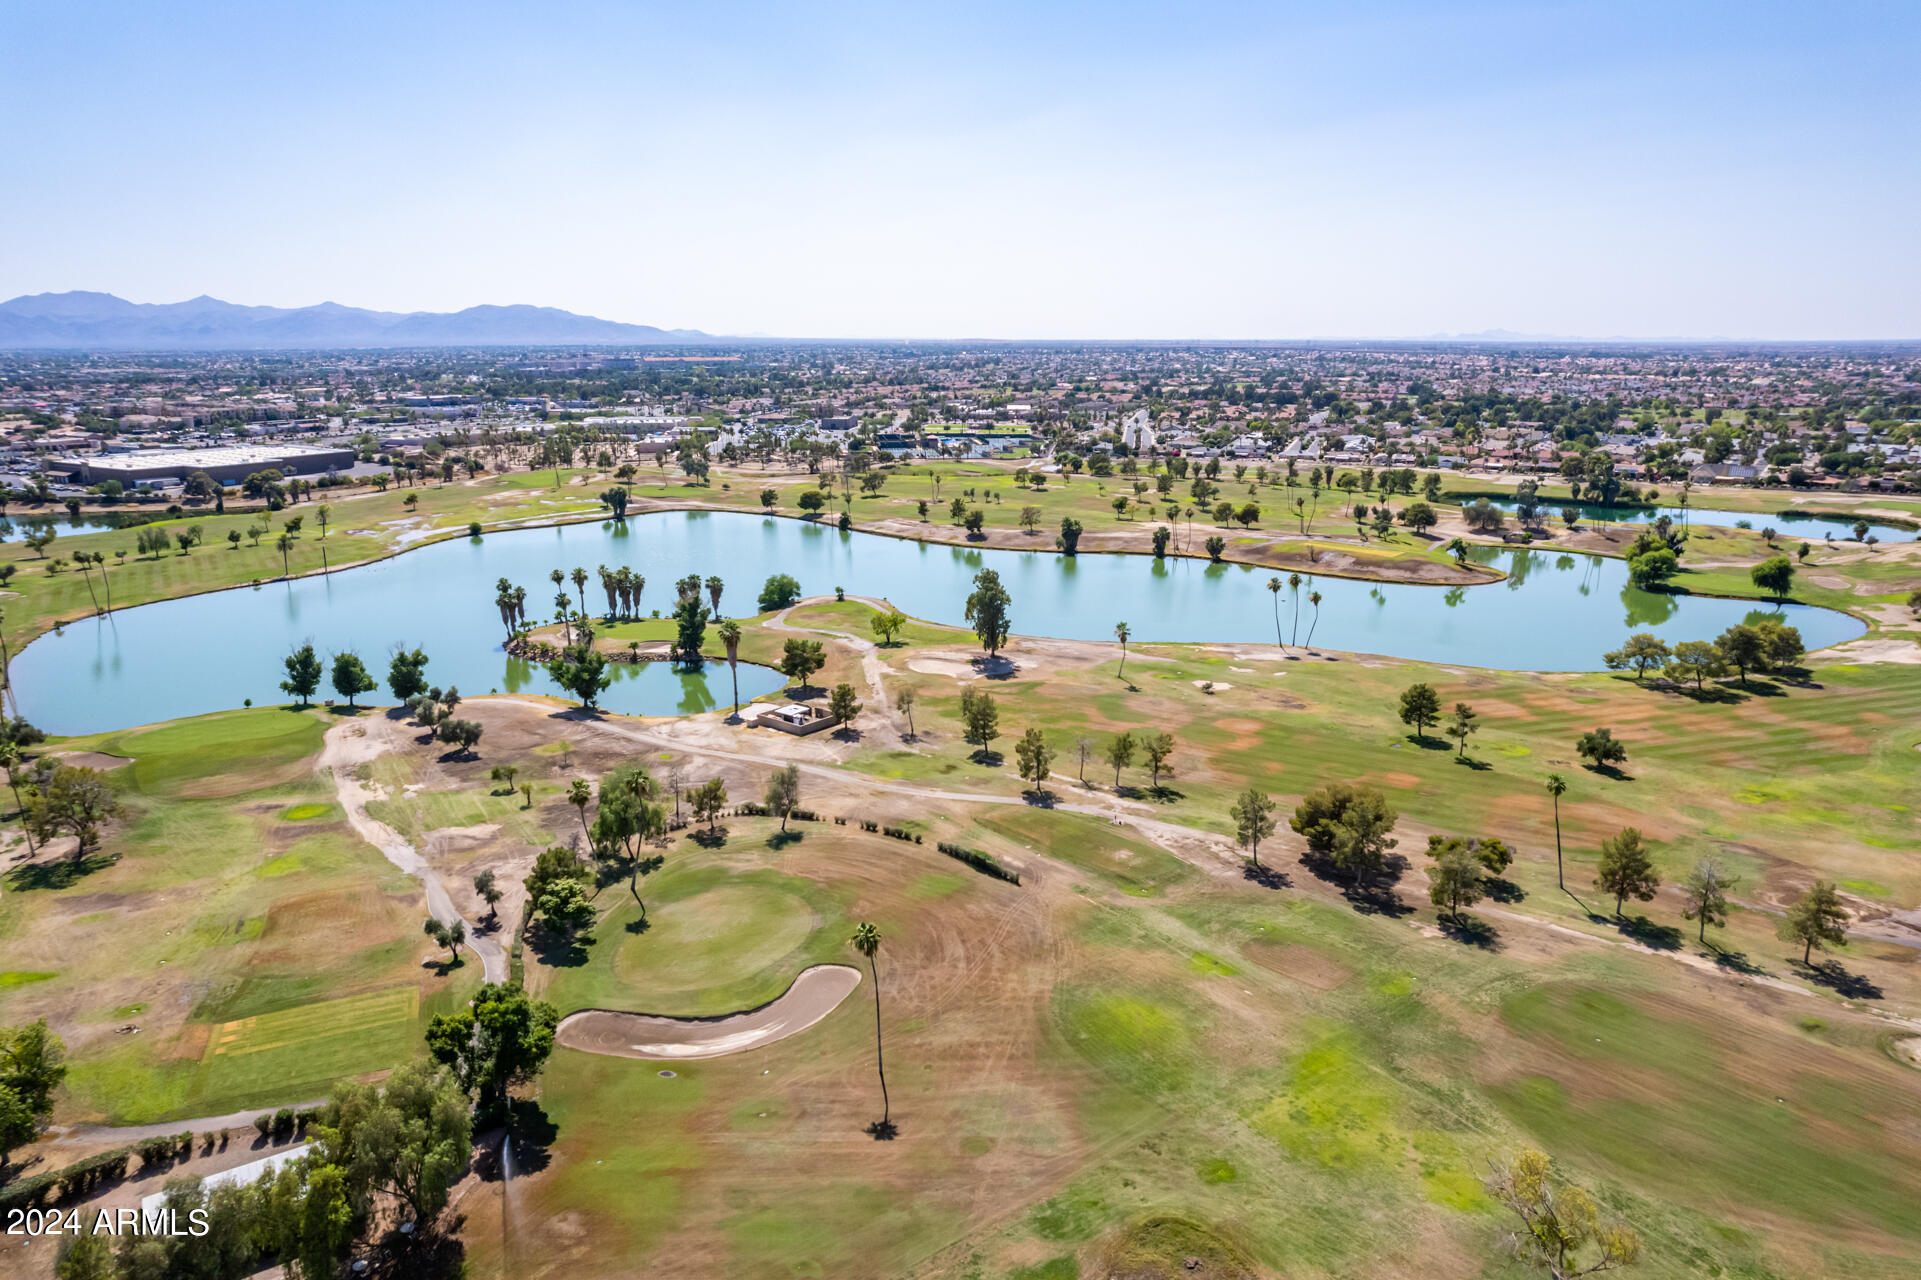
0;291;710;350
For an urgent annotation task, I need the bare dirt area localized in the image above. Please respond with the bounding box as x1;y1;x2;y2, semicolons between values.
556;964;863;1060
50;750;134;771
1819;636;1921;664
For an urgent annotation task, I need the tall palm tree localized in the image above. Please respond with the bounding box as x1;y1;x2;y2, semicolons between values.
706;575;724;614
1265;577;1285;650
1305;589;1323;649
849;921;889;1131
717;619;743;717
1287;572;1303;646
276;532;294;577
93;552;113;615
1113;621;1130;681
1545;773;1568;890
571;567;589;619
568;778;592;841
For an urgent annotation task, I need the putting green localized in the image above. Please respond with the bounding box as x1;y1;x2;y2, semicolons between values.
614;885;818;1002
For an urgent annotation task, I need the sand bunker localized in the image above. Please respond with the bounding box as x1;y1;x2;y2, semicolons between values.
1192;680;1232;691
53;751;133;771
556;964;863;1061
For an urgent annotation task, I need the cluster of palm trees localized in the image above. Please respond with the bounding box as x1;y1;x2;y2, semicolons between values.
493;578;529;640
597;564;647;618
1265;573;1323;651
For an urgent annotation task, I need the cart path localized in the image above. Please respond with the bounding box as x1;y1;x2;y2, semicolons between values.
320;718;508;983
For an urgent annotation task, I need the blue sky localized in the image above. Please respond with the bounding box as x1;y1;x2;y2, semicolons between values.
3;1;1916;339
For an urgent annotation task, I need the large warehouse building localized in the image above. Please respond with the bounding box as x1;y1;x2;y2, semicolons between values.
61;443;357;486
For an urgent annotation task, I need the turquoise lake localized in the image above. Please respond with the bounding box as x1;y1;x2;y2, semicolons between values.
19;510;1865;734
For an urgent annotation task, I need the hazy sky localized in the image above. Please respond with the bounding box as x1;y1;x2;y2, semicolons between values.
4;1;1916;339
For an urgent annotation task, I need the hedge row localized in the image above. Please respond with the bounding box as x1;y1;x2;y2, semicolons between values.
0;1148;133;1211
936;842;1020;885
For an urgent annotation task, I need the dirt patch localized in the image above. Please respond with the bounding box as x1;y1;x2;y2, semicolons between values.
1244;942;1352;991
1897;1037;1921;1070
52;751;134;771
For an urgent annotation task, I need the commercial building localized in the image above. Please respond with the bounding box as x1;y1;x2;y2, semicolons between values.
54;443;356;486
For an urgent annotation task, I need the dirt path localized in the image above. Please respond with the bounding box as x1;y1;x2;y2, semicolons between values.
555;964;863;1060
46;1101;328;1146
319;718;507;983
768;594;909;739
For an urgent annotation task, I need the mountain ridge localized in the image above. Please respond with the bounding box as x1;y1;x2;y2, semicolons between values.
0;291;709;349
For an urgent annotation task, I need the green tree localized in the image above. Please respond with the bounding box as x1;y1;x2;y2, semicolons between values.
1750;554;1794;600
959;686;1000;753
779;637;826;692
1230;786;1276;868
423;984;558;1113
387;647;430;702
1680;857;1737;945
1714;624;1768;688
1140;729;1174;789
870;608;907;646
849;922;890;1132
1398;682;1440;739
1575;727;1627;770
1446;701;1480;758
1595;827;1658;917
1778;880;1848;965
690;776;728;831
765;763;802;832
473;870;503;923
1602;633;1670;681
1429;843;1485;924
758;573;803;612
26;765;120;856
1204;535;1226;561
671;595;709;665
1151;525;1171;557
1103;730;1135;788
0;1017;66;1173
1664;639;1727;690
423;915;465;962
1290;783;1399;884
314;1062;474;1223
1014;727;1054;793
1485;1147;1641;1280
281;642;323;706
1113;621;1130;680
895;685;917;737
1627;547;1678;590
828;681;863;729
546;644;613;709
330;651;375;708
963;567;1012;657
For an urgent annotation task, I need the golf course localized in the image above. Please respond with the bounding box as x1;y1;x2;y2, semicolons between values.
4;457;1919;1279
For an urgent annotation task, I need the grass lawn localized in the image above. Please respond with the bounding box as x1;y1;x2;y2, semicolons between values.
0;707;479;1123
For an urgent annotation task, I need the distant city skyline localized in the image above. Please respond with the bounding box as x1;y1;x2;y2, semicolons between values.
3;1;1917;341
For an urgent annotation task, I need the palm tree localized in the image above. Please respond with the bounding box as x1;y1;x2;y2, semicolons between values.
706;575;724;614
1266;577;1286;650
1287;572;1303;646
849;921;889;1133
1545;773;1568;890
73;552;102;614
1305;590;1323;649
276;532;294;577
568;779;592;841
571;567;589;618
717;619;742;717
1114;621;1130;681
94;551;114;614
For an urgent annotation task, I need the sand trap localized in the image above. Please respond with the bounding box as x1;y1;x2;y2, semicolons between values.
556;964;863;1061
1192;680;1232;691
1820;637;1921;665
53;751;133;771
